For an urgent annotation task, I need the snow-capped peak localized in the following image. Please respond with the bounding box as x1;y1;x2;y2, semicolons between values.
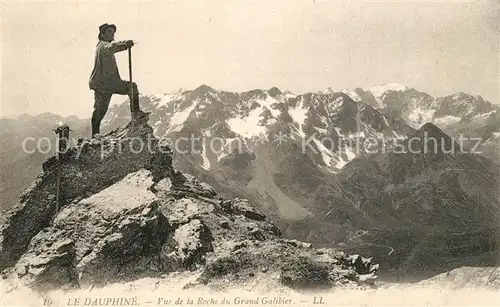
340;88;362;102
146;89;186;108
369;83;409;98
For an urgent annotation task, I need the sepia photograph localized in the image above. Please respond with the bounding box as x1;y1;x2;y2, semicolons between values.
1;0;499;306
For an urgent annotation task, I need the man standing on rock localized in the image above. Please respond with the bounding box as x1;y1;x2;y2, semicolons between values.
89;23;148;138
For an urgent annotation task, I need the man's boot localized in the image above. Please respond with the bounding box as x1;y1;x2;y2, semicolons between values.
91;117;100;138
130;94;149;120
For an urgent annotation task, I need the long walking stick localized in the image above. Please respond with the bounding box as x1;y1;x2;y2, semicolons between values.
54;124;71;213
128;44;148;124
55;162;61;213
128;47;134;118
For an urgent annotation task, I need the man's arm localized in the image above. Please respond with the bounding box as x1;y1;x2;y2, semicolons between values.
101;40;134;54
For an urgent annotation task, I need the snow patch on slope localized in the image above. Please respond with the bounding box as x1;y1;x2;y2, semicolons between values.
313;139;334;167
472;110;497;121
153;92;184;108
102;113;119;125
200;144;211;170
288;97;307;137
327;96;344;115
434;116;461;127
258;95;282;117
407;107;436;129
168;100;199;133
334;155;349;169
314;126;328;134
333;146;356;169
227;96;281;138
227;107;266;138
345;146;356;161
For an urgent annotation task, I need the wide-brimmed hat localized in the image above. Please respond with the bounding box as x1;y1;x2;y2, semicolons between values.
98;23;116;34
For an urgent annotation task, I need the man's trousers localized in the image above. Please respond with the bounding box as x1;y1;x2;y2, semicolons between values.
91;81;139;136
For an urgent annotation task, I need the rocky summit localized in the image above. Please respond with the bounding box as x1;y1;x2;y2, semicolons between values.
0;122;378;293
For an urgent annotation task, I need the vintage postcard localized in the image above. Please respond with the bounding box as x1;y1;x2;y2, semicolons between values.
1;0;499;306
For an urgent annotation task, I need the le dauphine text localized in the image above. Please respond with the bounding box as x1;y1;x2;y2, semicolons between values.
62;295;326;306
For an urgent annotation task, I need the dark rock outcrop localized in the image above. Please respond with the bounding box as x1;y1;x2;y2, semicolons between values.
0;123;175;272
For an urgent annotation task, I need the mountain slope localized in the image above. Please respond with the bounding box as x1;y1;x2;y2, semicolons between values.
334;85;497;129
99;85;416;222
334;85;500;163
313;123;500;276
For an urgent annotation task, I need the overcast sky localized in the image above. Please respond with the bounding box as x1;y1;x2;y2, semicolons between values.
1;0;499;118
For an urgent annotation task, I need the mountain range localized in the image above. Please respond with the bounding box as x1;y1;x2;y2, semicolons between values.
1;84;499;279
